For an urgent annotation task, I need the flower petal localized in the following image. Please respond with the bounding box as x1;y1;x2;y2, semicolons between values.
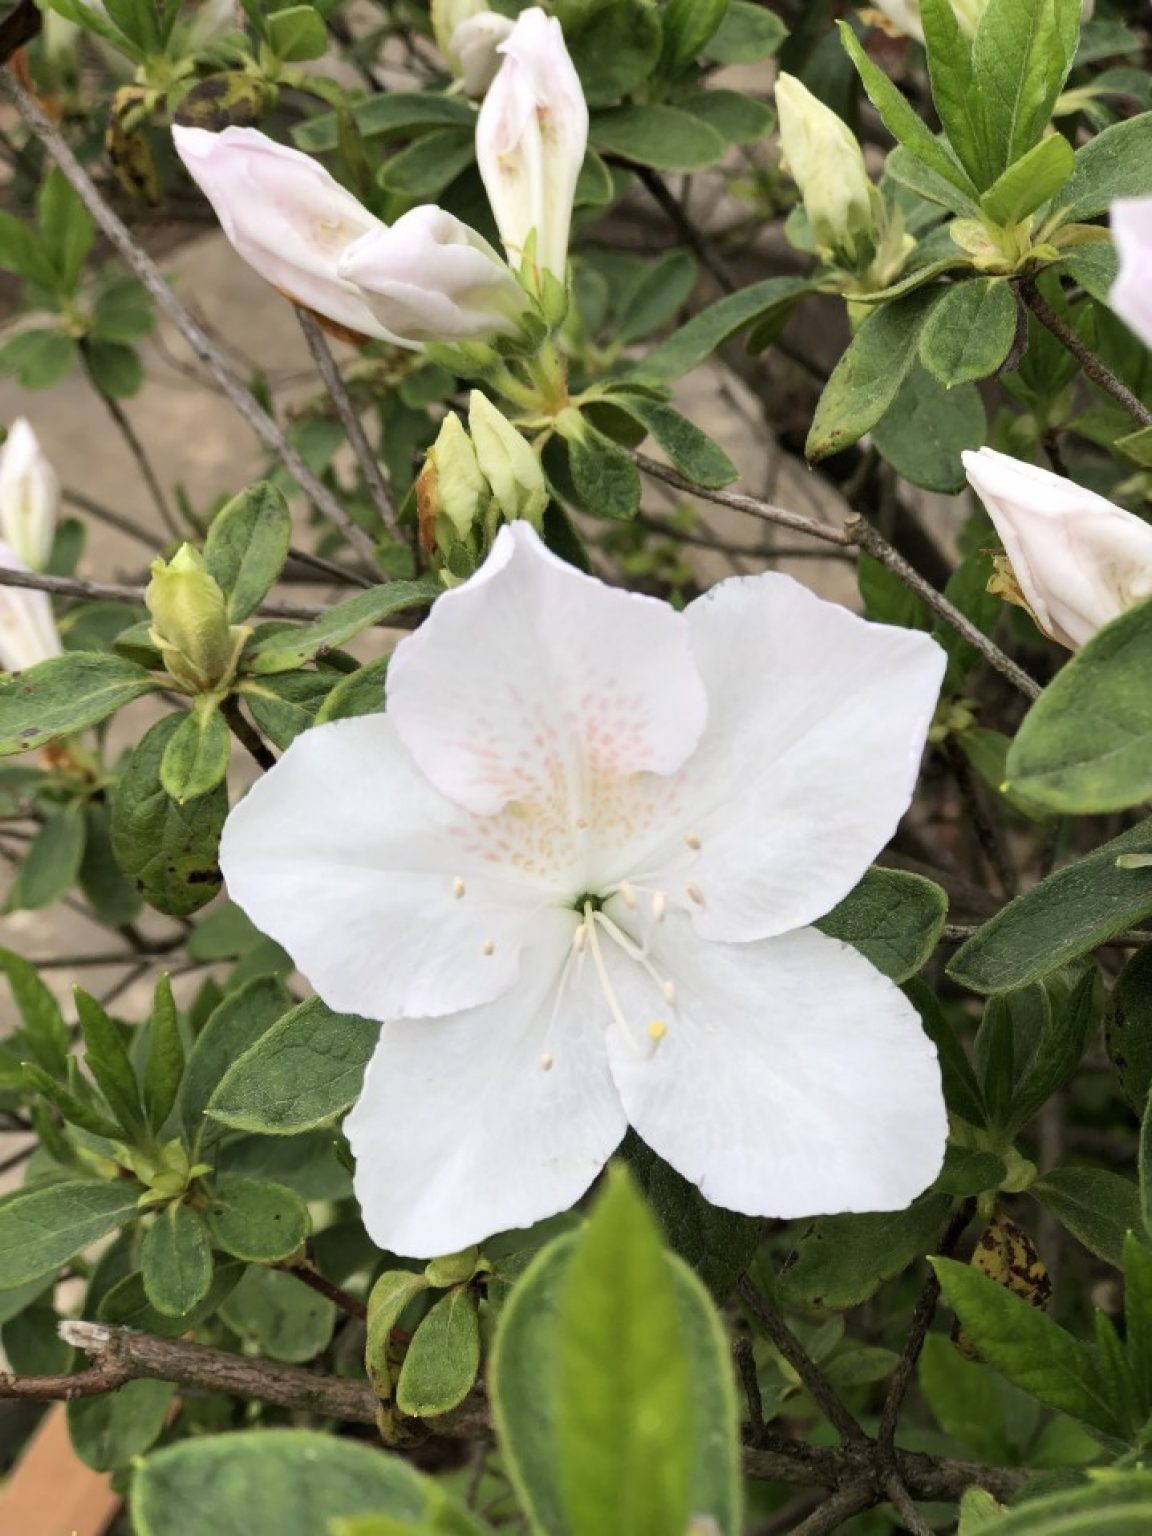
345;908;625;1256
1112;196;1152;352
633;573;945;941
386;522;708;817
604;916;947;1217
220;715;548;1022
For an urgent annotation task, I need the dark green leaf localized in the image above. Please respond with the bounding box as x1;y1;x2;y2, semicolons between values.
396;1288;481;1419
0;653;157;757
245;580;437;675
0;946;69;1076
1051;112;1152;223
778;1196;951;1313
8;802;86;911
204;1177;310;1262
971;0;1079;177
640;276;811;380
1108;946;1152;1110
679;89;775;147
76;987;146;1140
560;418;642;520
219;1264;335;1362
703;1;786;63
918;278;1018;386
871;365;986;493
141;1202;214;1316
179;975;291;1144
379;130;475;200
1032;1166;1141;1267
606;394;736;488
589;105;728;173
143;973;184;1132
0;1181;141;1288
816;866;947;982
69;1379;173;1471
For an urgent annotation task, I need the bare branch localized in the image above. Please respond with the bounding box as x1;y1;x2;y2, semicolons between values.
1021;279;1152;431
737;1276;866;1444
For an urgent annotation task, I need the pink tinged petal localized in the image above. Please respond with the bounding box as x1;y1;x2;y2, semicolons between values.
219;715;550;1023
963;447;1152;650
345;908;626;1257
631;572;945;943
171;125;401;344
386;522;709;821
603;918;948;1218
1112;197;1152;351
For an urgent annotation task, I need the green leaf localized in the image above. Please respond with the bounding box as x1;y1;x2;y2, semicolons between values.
141;1202;214;1316
948;818;1152;993
589;105;729;173
965;1474;1152;1533
1142;1087;1152;1243
396;1288;481;1419
871;365;986;493
0;329;78;389
1032;1166;1141;1267
219;1264;335;1362
703;1;786;63
314;655;389;725
207;996;380;1134
204;482;292;622
0;653;157;757
815;866;947;982
918;1331;1013;1463
932;1255;1121;1436
560;0;663;108
778;1196;951;1313
69;1379;174;1472
1108;946;1152;1111
0;1180;141;1288
291;93;476;153
980;132;1075;225
838;22;976;198
78;802;142;925
244;580;437;675
22;1062;122;1140
179;975;290;1143
85;340;142;398
159;700;231;804
8;802;86;911
971;0;1079;177
130;1430;456;1536
492;1201;740;1536
266;3;326;60
639;275;811;380
379;130;475;200
240;672;335;749
559;418;642;520
658;0;727;77
143;973;184;1132
76;987;146;1140
366;1269;430;1397
806;289;938;463
615;249;698;344
679;89;775;147
1003;969;1097;1132
110;713;228;917
38;167;94;295
1006;597;1152;814
605;394;737;488
618;1135;760;1300
1050;112;1152;224
919;278;1019;386
920;0;991;187
1123;1232;1152;1406
0;947;69;1076
205;1177;310;1262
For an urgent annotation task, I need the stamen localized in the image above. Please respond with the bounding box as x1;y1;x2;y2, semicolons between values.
585;903;647;1058
539;1052;555;1072
662;979;677;1005
647;1020;668;1042
453;876;466;899
684;833;702;851
573;922;587;952
483;939;496;956
620;880;638;909
686;882;704;906
652;891;667;923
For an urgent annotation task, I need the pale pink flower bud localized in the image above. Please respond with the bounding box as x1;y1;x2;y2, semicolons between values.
338;206;529;348
171;125;401;343
963;447;1152;650
475;6;588;282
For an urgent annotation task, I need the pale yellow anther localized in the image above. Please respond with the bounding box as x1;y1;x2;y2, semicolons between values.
652;891;667;923
684;832;702;851
620;880;638;908
539;1052;555;1072
648;1020;668;1042
662;979;677;1005
483;939;496;956
686;882;704;906
573;922;587;952
453;876;467;899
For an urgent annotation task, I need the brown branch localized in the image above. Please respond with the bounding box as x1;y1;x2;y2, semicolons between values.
280;1258;368;1322
0;67;382;572
220;696;277;773
296;308;401;542
1021;279;1152;431
786;1483;876;1536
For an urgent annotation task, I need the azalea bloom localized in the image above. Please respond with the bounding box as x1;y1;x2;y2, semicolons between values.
1111;196;1152;351
337;207;529;346
221;525;948;1257
0;542;62;674
475;6;588;282
172;125;399;343
0;419;58;572
963;447;1152;650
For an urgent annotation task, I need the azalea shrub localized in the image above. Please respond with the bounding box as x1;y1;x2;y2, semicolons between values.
3;0;1152;1532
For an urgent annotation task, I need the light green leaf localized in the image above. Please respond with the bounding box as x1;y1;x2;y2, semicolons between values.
971;0;1079;176
919;278;1019;385
204;481;292;622
396;1288;481;1419
266;4;326;60
204;1177;310;1263
981;132;1075;225
0;1180;141;1288
366;1269;430;1398
589;105;728;173
141;1202;214;1317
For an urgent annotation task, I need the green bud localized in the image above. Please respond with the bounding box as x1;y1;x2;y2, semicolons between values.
418;413;491;558
468;391;548;529
146;543;248;693
775;73;877;267
424;1245;480;1288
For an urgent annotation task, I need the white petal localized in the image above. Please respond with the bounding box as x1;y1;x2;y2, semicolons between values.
387;522;708;817
220;715;548;1022
0;540;61;672
603;916;947;1217
346;908;626;1256
1112;197;1152;352
633;573;945;942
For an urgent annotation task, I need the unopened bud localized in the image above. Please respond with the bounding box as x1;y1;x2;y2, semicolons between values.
468;391;547;528
424;1245;481;1287
0;419;58;571
417;412;491;559
775;74;877;266
146;543;248;692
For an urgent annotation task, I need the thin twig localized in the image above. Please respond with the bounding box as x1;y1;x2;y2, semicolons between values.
296;308;401;541
221;696;276;773
280;1258;368;1322
0;67;383;571
63;487;163;552
884;1473;934;1536
80;342;180;540
287;545;373;589
737;1275;866;1444
786;1483;876;1536
734;1334;766;1443
1021;279;1152;430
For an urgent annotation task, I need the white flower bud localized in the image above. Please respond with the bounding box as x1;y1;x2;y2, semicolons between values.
475;6;588;282
0;420;58;572
775;74;876;264
338;206;529;349
450;12;516;96
468;391;547;527
430;0;485;55
171;125;401;344
1111;195;1152;351
963;447;1152;650
0;542;62;674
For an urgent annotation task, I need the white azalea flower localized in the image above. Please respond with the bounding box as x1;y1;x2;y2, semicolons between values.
1111;196;1152;352
0;541;62;674
221;525;948;1257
